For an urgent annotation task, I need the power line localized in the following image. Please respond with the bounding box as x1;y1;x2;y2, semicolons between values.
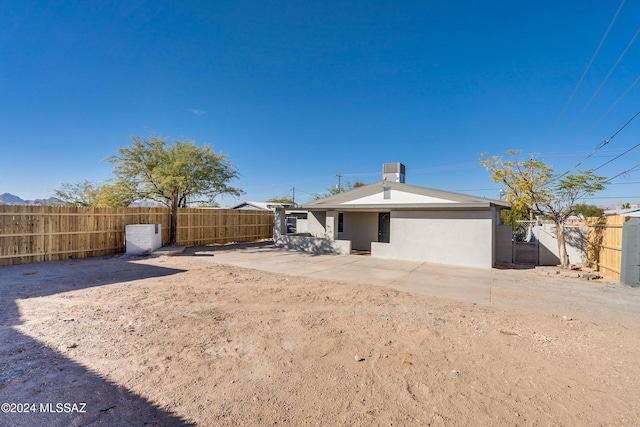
556;111;640;178
607;162;640;182
341;162;483;177
451;188;499;192
608;181;640;185
340;171;380;178
605;110;640;141
594;143;640;173
545;0;627;140
539;148;632;159
582;195;640;200
572;74;640;142
566;25;640;133
409;163;482;175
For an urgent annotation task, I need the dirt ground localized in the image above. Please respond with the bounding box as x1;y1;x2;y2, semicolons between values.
1;247;639;426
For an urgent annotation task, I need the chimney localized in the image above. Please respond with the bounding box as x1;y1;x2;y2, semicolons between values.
382;162;405;183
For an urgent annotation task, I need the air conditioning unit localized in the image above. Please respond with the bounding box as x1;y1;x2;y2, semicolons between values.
383;162;406;183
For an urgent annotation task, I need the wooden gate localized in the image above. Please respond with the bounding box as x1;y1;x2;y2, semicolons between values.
587;216;625;280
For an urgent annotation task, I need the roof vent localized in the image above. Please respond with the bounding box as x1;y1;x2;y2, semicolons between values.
382;162;405;183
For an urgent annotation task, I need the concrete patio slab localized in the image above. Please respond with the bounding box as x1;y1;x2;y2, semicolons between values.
180;243;640;325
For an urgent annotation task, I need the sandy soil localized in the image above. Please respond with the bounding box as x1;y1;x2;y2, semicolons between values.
1;249;638;426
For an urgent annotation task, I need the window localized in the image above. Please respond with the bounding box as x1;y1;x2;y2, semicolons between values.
383;186;391;200
338;213;344;232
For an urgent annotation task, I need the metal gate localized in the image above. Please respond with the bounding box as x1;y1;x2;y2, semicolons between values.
513;220;539;265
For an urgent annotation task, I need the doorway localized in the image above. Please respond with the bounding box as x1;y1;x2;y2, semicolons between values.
378;212;390;243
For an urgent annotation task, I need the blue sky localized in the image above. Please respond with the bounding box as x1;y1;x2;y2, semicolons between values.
1;1;639;207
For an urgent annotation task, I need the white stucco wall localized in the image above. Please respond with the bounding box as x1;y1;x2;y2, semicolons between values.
343;189;459;205
307;211;327;236
275;209;350;255
337;212;378;251
371;242;391;258
534;224;587;265
388;210;494;268
295;219;308;233
495;225;513;264
326;211;338;239
277;235;351;254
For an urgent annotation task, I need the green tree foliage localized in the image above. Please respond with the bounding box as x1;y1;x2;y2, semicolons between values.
54;180;101;206
107;135;243;243
267;196;295;205
194;201;221;208
572;203;604;218
500;204;529;226
480;150;607;268
54;179;136;208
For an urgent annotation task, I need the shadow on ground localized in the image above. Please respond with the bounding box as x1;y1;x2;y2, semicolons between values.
182;241;339;258
0;256;195;427
181;241;272;256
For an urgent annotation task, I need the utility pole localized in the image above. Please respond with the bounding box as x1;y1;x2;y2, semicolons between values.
335;174;342;192
528;153;539;223
292;187;296;205
526;153;540;243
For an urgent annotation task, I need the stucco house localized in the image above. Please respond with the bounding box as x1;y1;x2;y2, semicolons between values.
231;201;294;210
232;201;309;233
274;163;512;269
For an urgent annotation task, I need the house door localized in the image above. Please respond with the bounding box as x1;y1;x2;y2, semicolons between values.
378;212;390;243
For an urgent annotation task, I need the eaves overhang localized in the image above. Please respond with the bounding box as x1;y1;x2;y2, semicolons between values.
302;202;509;212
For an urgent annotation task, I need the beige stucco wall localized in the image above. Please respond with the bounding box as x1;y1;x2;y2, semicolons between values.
307;211;327;236
337;212;378;251
388;210;495;268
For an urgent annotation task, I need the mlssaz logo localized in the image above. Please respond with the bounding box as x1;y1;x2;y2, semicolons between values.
39;403;87;413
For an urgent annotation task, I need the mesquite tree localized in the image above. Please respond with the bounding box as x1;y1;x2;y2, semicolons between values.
107;135;243;243
481;150;606;268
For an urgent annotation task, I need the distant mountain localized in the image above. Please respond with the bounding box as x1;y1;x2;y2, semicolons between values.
0;193;24;204
0;193;165;207
0;193;65;206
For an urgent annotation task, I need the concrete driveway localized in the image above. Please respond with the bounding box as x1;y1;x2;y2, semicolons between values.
182;243;640;325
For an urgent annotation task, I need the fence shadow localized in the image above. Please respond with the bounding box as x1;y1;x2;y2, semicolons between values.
0;257;194;426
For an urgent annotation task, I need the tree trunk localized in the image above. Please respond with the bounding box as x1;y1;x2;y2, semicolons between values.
170;191;178;245
556;220;570;268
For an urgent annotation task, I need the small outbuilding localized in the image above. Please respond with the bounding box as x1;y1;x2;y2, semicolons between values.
274;163;512;269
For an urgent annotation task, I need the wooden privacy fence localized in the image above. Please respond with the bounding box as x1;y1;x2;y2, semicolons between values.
587;215;625;281
176;208;274;247
0;205;274;266
0;206;170;265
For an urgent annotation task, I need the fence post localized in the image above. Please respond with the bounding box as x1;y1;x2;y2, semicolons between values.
621;218;640;286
